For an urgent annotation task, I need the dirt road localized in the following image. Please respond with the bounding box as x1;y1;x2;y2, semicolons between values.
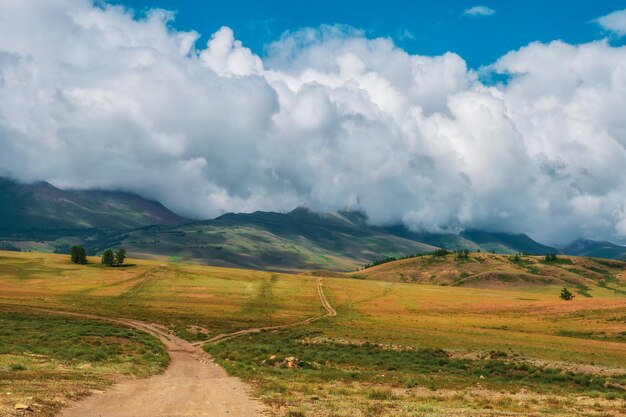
11;277;337;416
60;319;261;417
10;308;263;417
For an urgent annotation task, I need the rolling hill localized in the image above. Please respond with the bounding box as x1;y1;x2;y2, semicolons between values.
353;252;626;295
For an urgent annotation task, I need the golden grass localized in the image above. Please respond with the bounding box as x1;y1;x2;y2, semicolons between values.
1;250;626;416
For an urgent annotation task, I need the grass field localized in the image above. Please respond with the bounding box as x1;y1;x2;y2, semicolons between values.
1;251;625;416
0;308;168;416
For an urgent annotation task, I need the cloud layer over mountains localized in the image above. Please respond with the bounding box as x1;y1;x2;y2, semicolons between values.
1;0;626;244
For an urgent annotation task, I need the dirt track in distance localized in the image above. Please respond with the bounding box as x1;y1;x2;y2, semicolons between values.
196;278;336;345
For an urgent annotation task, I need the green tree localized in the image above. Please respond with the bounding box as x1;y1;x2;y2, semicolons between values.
560;287;575;301
70;245;87;264
78;246;87;263
114;248;127;266
101;249;114;266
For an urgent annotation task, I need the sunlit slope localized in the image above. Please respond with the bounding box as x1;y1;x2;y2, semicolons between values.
0;251;323;336
355;252;626;294
92;208;437;271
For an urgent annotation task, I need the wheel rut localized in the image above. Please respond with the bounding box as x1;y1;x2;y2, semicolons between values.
196;278;336;346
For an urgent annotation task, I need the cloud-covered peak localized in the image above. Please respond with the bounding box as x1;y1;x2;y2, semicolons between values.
1;0;626;245
463;6;496;17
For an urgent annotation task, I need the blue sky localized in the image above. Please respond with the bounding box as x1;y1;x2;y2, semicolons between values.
4;1;626;242
112;0;626;67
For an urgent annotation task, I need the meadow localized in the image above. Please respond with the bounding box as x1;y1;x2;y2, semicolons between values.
0;308;168;416
1;251;625;416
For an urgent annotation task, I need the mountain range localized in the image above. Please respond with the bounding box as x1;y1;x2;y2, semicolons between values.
1;177;625;270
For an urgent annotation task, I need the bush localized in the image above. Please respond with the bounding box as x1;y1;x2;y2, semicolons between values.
560;287;575;301
9;363;27;371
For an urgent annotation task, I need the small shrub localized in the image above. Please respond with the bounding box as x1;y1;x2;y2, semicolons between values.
367;389;394;400
9;363;27;371
405;378;419;388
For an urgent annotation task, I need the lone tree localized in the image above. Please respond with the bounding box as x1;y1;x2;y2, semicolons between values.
101;249;114;266
560;287;575;301
114;248;127;266
70;245;87;264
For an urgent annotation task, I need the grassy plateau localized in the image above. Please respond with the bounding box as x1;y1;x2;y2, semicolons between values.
0;250;625;416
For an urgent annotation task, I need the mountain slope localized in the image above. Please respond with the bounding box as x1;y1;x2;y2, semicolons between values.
562;239;626;260
380;225;557;255
88;209;437;271
0;177;188;234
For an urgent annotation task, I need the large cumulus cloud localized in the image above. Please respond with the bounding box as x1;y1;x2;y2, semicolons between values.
1;0;626;244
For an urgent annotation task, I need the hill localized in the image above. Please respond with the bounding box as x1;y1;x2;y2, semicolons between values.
562;239;626;260
354;252;626;294
87;208;437;271
0;177;188;236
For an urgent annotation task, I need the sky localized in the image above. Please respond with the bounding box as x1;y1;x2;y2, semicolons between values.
110;0;626;68
2;0;626;245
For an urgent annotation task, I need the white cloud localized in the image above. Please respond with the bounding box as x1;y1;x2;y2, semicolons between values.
464;5;496;17
1;0;626;244
595;8;626;37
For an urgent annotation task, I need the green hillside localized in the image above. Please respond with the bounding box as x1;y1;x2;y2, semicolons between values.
0;177;187;234
6;178;625;272
86;208;437;271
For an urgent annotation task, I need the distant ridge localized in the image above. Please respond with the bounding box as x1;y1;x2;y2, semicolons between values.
562;239;626;260
0;177;188;235
379;225;557;255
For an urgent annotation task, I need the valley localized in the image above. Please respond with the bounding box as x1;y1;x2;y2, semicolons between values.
1;251;625;416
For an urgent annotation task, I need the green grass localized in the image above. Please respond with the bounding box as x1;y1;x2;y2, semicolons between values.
205;326;626;416
0;311;168;369
0;308;168;416
205;328;625;395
